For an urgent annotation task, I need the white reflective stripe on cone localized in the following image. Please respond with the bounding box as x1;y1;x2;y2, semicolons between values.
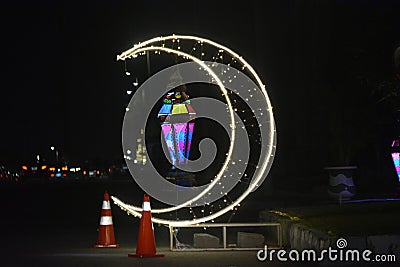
102;200;111;210
142;202;151;211
100;216;113;225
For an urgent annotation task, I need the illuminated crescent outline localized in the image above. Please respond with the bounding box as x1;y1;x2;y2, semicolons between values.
120;46;236;213
113;35;276;227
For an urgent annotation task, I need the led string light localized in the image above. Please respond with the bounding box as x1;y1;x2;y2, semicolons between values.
119;45;236;214
124;60;130;76
189;40;198;55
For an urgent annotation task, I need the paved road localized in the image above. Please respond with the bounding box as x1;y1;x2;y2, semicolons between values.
0;180;268;267
5;248;271;267
1;180;397;267
5;246;398;267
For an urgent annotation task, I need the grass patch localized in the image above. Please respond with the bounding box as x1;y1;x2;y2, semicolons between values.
270;201;400;236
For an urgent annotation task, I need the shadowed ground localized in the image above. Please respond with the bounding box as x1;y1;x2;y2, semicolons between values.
1;179;398;266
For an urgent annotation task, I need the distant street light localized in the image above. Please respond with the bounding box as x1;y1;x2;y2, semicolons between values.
127;90;133;95
50;146;59;163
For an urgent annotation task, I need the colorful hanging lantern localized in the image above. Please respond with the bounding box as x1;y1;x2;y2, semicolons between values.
391;138;400;182
158;91;196;167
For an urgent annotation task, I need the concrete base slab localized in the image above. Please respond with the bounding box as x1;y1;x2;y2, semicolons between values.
237;232;264;248
193;233;220;248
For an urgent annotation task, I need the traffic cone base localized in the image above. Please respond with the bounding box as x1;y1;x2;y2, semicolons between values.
128;253;164;258
93;191;119;248
94;244;120;248
128;253;165;258
129;194;164;258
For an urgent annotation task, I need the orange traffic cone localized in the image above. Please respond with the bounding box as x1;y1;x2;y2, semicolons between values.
93;191;120;248
128;194;164;258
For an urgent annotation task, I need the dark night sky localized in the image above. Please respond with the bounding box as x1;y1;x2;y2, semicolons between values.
1;0;399;179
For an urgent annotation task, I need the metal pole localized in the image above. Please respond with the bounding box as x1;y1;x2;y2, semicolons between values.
223;226;226;249
169;226;174;251
278;224;282;248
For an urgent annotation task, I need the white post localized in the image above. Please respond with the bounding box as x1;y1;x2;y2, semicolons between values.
223;226;227;249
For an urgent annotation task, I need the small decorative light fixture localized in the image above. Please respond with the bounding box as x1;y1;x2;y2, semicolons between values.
158;89;196;167
133;77;139;86
391;137;400;183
